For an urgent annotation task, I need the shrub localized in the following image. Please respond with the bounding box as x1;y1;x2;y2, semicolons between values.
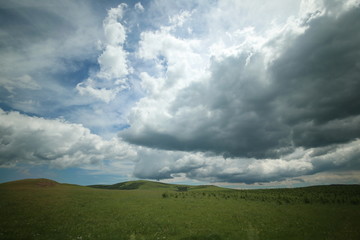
176;186;189;192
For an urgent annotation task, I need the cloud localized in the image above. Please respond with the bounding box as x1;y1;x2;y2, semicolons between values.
76;78;121;104
0;0;104;119
135;2;144;12
97;45;129;80
112;0;360;184
76;3;130;103
131;139;360;184
0;75;41;93
121;1;360;160
2;0;360;186
0;0;101;84
269;5;360;147
103;4;127;46
97;3;129;80
0;109;135;168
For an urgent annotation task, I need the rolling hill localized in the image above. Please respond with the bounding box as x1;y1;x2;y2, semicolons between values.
1;178;360;240
89;179;224;191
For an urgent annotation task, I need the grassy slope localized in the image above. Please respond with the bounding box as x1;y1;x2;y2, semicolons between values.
0;179;359;240
89;180;223;191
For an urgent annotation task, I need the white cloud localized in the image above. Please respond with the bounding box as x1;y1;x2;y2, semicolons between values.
76;3;130;103
139;72;164;95
0;75;41;93
135;2;145;12
127;15;210;137
97;3;129;80
0;109;135;168
168;10;192;28
138;29;204;88
97;45;129;80
76;78;121;104
103;4;127;46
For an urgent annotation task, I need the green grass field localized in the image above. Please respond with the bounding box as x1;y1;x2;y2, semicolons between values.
1;179;359;240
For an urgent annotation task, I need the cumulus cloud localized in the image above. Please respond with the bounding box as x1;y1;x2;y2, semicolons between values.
137;18;204;88
121;1;360;160
97;3;129;79
76;3;130;103
97;45;129;80
0;109;135;168
111;0;360;184
103;5;127;46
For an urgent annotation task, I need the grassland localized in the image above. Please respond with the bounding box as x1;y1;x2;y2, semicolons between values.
0;179;359;240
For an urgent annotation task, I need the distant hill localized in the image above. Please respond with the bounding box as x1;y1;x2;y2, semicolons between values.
0;178;223;192
2;178;360;194
88;180;225;191
0;178;60;188
0;178;83;190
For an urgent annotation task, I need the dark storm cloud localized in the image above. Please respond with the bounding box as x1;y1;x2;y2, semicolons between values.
291;116;360;148
270;6;360;147
121;5;360;159
122;52;291;158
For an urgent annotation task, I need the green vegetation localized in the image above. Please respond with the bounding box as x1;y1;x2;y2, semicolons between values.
1;179;360;240
163;185;360;205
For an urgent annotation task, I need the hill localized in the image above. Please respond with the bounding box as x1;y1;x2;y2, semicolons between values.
0;178;80;189
0;178;61;189
88;180;360;204
89;179;224;191
1;179;360;240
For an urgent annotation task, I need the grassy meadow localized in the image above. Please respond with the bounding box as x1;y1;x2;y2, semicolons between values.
0;178;360;240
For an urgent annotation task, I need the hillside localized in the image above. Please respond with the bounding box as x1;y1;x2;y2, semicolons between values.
0;178;60;187
89;179;224;191
0;178;81;190
1;179;360;240
88;180;360;204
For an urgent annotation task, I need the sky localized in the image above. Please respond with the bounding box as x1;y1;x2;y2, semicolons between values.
1;0;360;188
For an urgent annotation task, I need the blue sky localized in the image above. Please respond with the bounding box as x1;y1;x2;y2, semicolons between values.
1;0;360;188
